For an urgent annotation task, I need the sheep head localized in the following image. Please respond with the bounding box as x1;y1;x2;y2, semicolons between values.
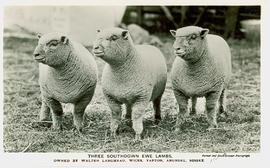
170;26;209;62
33;32;71;67
92;27;134;65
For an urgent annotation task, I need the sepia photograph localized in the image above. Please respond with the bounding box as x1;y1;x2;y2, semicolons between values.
1;1;267;167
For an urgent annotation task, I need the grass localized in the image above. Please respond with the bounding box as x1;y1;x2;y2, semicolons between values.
3;33;260;153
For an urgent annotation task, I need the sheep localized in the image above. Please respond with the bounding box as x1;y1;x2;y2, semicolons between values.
148;35;164;48
170;26;231;130
92;27;167;140
126;24;150;45
123;24;164;47
33;32;98;131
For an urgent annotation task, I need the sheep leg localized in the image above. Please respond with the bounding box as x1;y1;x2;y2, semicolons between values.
153;95;162;124
219;89;228;117
73;96;91;132
125;104;132;120
46;98;63;130
173;89;189;131
132;102;147;141
205;91;221;128
39;96;51;121
107;98;122;138
190;96;197;115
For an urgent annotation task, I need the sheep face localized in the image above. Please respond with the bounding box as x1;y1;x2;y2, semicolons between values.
33;33;71;67
92;28;133;65
170;26;209;62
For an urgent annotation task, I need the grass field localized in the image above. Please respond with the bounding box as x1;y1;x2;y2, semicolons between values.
3;33;260;153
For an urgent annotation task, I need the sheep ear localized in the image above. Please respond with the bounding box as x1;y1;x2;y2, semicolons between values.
122;30;129;40
200;28;209;38
37;33;42;39
170;30;176;37
60;36;69;44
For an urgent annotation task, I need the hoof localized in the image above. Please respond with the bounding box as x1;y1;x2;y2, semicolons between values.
190;111;196;116
174;127;181;133
134;134;142;142
39;117;52;122
52;122;63;131
125;114;132;120
219;111;229;118
76;126;83;133
123;119;132;127
110;131;117;139
207;124;218;131
52;125;62;131
189;107;196;116
74;120;84;132
154;118;161;125
34;120;52;128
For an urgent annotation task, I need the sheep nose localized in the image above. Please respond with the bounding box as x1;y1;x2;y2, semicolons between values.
94;45;99;50
175;47;185;52
33;53;40;57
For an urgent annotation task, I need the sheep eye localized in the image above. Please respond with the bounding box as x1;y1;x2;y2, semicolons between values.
190;34;197;40
48;40;59;47
110;35;118;41
50;43;58;47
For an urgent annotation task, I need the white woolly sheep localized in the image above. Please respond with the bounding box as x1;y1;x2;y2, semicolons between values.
92;27;167;140
126;24;164;47
170;26;231;130
33;32;98;131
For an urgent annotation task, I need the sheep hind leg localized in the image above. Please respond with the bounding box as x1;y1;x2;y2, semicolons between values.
73;96;91;132
125;104;132;120
173;89;189;132
190;97;197;116
153;95;162;125
219;89;228;117
124;104;132;127
47;98;63;130
205;91;221;129
132;102;148;141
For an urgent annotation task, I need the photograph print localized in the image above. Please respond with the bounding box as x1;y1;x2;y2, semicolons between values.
3;5;260;153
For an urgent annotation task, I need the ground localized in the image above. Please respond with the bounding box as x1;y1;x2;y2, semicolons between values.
3;33;260;152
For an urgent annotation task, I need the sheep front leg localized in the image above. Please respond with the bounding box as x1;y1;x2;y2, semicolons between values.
39;95;51;121
132;102;148;141
73;96;91;132
106;97;122;138
46;98;63;130
173;89;189;131
205;91;222;129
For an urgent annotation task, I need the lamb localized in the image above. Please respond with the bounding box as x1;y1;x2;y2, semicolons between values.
170;26;231;130
92;27;167;140
126;24;150;45
33;32;98;131
121;23;164;47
